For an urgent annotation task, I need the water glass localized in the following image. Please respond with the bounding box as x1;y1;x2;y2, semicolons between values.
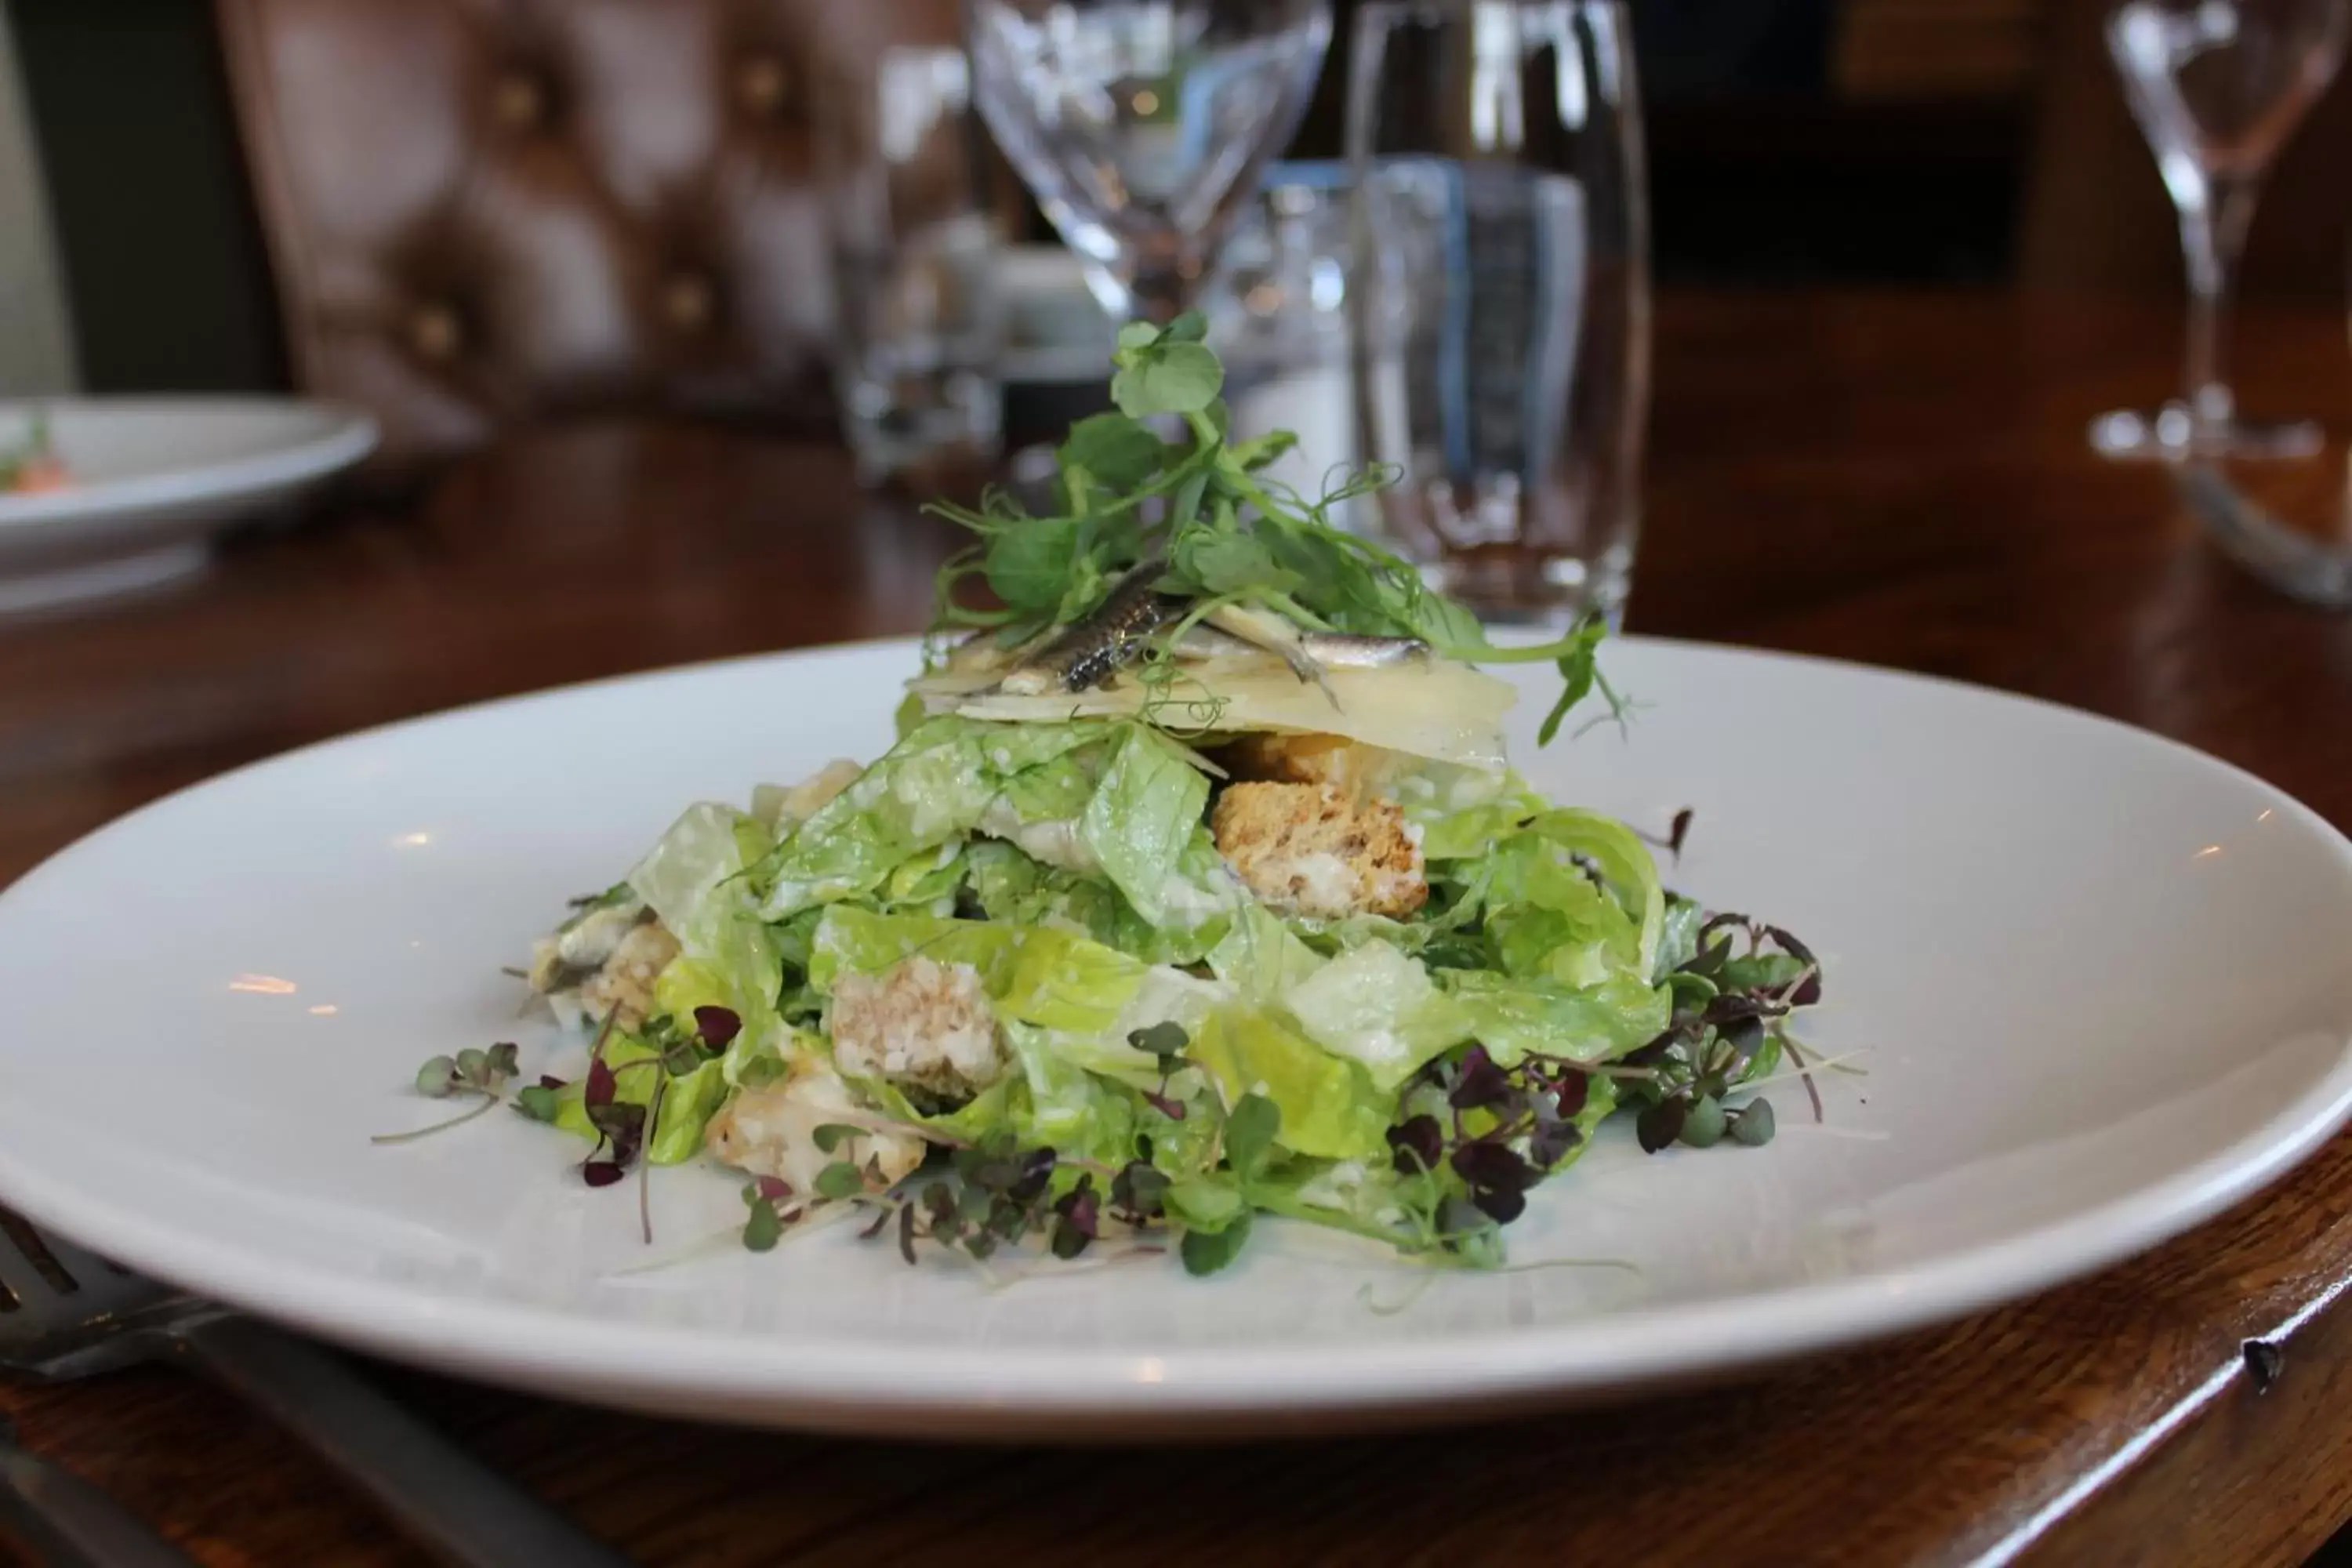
1345;0;1650;627
1208;162;1357;502
815;44;1007;487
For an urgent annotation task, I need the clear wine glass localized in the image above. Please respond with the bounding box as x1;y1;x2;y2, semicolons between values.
964;0;1333;325
2092;0;2350;461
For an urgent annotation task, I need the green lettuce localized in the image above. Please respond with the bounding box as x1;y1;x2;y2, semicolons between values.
805;906;1021;995
758;716;1105;916
1004;1020;1140;1169
1187;1006;1388;1160
1207;904;1323;1001
1474;809;1665;984
1077;725;1211;927
1442;971;1671;1065
630;802;791;1111
1279;939;1469;1089
547;1031;724;1166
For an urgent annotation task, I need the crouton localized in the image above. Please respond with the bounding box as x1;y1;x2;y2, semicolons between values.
753;758;866;829
829;955;1004;1109
528;899;648;994
1210;781;1428;920
1221;731;1400;796
706;1062;924;1192
575;920;680;1029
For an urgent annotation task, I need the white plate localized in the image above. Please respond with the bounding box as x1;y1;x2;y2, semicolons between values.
0;638;2347;1439
0;398;376;612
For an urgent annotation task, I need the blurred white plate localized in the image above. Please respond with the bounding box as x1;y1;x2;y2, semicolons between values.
0;638;2346;1438
0;397;376;612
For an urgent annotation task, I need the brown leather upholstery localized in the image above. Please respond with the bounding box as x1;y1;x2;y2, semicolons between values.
217;0;953;463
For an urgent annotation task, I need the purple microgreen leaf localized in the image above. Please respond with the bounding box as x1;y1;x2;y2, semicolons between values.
1387;1114;1444;1174
1528;1117;1582;1171
1446;1045;1512;1111
1470;1184;1526;1223
1007;1147;1058;1202
1450;1139;1533;1195
694;1005;742;1049
584;1054;617;1109
1635;1098;1687;1154
1552;1071;1591;1119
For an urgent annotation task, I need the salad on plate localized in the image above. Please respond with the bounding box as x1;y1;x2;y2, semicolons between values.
0;411;67;496
395;318;1824;1276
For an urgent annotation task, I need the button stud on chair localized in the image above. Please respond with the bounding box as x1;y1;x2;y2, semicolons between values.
492;71;549;132
662;272;715;334
735;53;792;118
408;301;464;362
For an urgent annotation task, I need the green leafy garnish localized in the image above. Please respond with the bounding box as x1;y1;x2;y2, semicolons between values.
925;314;1621;744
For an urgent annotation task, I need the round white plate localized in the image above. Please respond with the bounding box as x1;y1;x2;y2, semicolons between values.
0;638;2347;1439
0;398;376;612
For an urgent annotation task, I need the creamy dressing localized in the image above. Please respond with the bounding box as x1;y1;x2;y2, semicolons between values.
976;797;1099;873
1289;851;1359;913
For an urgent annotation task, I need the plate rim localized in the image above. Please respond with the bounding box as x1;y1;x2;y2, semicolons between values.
1;633;2348;1427
0;395;378;531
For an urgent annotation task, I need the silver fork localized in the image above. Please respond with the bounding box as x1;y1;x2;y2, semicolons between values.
0;1209;633;1567
0;1407;195;1567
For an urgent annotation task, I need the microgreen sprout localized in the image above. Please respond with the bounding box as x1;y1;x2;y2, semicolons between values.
373;1042;521;1144
922;313;1624;746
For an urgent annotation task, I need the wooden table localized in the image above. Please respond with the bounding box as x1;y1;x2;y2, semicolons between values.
5;289;2352;1567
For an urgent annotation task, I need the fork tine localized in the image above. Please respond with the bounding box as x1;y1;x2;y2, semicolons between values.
0;1208;78;1298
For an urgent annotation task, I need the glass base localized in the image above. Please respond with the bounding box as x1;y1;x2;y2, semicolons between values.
2089;405;2323;463
841;369;1002;490
1421;545;1632;633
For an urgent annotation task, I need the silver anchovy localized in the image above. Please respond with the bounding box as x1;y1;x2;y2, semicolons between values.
1298;633;1429;669
989;568;1433;699
996;564;1184;695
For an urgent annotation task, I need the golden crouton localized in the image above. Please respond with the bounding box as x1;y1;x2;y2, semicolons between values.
829;955;1004;1109
754;758;866;828
577;920;680;1029
1221;732;1399;796
1210;781;1428;920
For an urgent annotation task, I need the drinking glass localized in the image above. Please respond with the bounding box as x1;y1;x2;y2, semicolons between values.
2090;0;2350;461
815;44;1007;487
964;0;1333;324
1209;163;1357;500
1346;0;1650;628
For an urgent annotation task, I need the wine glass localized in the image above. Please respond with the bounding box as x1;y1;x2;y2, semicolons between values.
2091;0;2350;461
964;0;1334;325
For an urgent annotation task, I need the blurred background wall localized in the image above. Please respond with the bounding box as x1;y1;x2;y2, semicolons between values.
0;0;75;396
2;0;2346;397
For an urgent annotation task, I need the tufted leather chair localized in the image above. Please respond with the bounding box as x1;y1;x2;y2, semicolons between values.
217;0;955;464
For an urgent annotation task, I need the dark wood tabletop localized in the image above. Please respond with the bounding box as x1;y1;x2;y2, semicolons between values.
5;287;2352;1568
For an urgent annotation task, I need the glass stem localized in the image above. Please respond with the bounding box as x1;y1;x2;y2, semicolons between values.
1127;262;1192;326
2180;173;2259;440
